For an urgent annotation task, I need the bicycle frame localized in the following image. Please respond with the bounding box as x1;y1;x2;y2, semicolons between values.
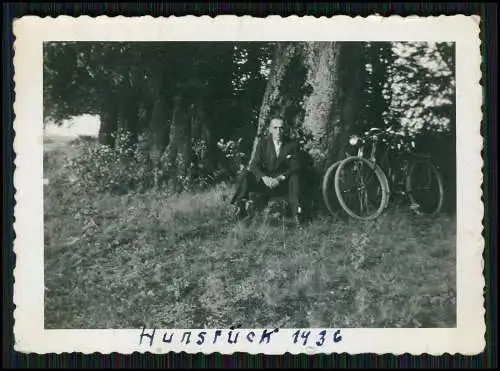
348;128;416;201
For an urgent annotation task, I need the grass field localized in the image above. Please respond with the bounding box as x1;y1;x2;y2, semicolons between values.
43;136;457;329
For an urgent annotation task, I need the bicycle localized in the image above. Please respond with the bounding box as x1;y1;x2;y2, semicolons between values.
322;126;445;220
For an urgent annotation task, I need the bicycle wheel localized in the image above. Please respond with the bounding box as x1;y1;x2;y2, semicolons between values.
405;158;444;216
334;157;389;220
322;160;342;216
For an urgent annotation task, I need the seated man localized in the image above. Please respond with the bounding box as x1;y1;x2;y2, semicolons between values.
230;116;302;225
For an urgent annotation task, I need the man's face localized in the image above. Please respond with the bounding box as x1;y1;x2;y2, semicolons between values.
269;119;285;142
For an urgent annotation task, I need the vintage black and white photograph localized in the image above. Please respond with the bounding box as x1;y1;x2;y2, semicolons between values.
13;15;484;355
42;39;458;330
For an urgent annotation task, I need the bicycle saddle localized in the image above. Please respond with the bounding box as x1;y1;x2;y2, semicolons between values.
363;127;385;139
365;127;384;134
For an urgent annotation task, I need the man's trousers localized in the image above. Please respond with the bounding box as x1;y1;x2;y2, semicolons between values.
230;170;300;216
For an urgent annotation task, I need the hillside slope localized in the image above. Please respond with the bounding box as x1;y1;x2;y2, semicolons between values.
43;138;457;329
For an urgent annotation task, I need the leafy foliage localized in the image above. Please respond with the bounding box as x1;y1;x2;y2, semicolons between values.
62;130;153;194
358;42;395;132
216;138;247;176
384;42;455;135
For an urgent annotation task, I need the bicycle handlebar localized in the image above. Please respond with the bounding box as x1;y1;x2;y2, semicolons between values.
359;126;409;142
349;126;416;153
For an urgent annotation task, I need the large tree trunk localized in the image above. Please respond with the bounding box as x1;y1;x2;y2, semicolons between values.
130;73;174;189
189;96;213;179
136;77;213;192
250;42;366;173
147;91;171;163
300;42;341;170
114;74;142;148
249;42;299;163
165;93;193;193
98;93;119;147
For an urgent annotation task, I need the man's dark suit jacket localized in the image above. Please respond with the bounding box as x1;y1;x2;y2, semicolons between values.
249;135;300;181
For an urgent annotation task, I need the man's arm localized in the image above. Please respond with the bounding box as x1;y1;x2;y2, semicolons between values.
280;142;301;178
248;139;266;180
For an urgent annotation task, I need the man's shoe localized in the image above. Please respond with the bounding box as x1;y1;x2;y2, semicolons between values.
245;199;255;217
292;205;303;228
233;201;248;220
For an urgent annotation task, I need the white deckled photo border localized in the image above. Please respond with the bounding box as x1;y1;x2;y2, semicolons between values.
12;15;485;355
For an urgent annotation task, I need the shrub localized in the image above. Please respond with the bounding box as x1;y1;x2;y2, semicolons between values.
63;129;153;195
217;137;247;177
57;132;252;196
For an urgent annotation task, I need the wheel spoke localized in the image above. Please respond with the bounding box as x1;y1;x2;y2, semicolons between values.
334;157;386;220
411;186;432;192
340;185;359;194
358;189;364;215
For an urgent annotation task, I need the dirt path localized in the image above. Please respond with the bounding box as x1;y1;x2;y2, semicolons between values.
44;135;75;153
